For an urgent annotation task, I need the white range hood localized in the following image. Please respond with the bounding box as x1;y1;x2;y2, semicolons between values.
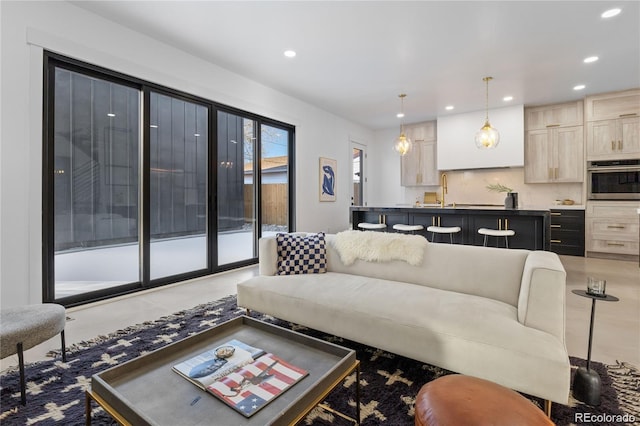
437;104;524;170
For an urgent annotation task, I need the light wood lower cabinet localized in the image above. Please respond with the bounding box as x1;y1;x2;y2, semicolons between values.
586;201;640;257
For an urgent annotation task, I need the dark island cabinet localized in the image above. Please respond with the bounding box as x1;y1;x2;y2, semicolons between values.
550;209;585;256
351;206;550;251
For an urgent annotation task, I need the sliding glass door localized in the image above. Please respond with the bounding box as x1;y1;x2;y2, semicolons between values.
51;67;141;299
44;53;294;306
217;111;257;266
149;92;208;279
261;124;290;237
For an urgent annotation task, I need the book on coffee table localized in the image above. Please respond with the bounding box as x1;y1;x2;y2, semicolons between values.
207;352;309;418
172;339;265;389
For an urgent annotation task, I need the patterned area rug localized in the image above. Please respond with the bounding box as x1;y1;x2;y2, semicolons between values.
1;295;638;425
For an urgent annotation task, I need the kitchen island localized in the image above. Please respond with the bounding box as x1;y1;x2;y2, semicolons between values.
351;205;551;251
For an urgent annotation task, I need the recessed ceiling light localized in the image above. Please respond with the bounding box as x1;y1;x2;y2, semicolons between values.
584;56;599;63
396;112;405;118
445;105;455;111
601;8;621;18
107;113;115;117
283;50;296;58
194;133;200;137
150;124;158;128
503;96;514;102
574;84;586;91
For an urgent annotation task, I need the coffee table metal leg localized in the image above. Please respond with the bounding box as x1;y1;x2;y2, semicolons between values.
314;360;360;425
85;390;131;426
356;363;360;425
85;392;91;426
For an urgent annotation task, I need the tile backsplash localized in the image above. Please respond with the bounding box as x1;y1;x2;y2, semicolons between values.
402;167;584;207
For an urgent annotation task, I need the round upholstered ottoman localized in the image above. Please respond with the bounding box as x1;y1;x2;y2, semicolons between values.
414;375;554;426
0;303;66;405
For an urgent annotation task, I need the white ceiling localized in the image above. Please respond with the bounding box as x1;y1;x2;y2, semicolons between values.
71;1;640;130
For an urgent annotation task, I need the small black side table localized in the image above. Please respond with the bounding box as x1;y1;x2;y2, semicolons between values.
571;289;619;406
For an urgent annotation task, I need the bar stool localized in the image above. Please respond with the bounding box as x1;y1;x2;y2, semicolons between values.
392;224;424;234
478;228;515;248
426;225;461;243
357;222;387;231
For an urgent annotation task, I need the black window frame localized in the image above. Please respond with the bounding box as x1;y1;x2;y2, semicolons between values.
43;51;295;307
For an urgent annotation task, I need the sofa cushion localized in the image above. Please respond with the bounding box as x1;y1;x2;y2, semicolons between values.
276;232;327;275
237;272;571;404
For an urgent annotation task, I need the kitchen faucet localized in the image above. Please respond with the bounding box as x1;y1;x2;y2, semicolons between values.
440;173;448;208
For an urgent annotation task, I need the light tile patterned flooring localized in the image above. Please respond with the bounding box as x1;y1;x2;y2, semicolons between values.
2;256;639;373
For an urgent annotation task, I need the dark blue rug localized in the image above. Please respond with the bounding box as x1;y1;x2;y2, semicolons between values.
1;295;637;425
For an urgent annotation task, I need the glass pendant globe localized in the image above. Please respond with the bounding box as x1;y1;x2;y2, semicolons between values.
393;133;412;156
475;121;500;149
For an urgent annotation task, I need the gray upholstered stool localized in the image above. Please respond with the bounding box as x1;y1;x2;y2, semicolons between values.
426;225;461;243
357;222;387;231
478;227;516;248
393;224;424;234
0;304;66;405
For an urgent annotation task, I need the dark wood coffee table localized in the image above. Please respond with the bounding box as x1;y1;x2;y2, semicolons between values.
86;316;360;425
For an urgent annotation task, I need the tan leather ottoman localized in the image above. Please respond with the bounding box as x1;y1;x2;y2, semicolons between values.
414;375;554;426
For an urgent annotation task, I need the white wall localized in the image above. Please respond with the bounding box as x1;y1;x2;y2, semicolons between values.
372;125;584;208
0;1;372;307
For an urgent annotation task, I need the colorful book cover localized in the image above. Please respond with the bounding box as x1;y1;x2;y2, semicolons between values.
207;353;309;418
173;339;265;389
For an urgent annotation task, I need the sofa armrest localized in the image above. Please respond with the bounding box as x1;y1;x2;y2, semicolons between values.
517;251;566;342
258;236;278;276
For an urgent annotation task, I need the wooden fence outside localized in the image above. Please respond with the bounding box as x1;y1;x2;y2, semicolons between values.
243;184;288;225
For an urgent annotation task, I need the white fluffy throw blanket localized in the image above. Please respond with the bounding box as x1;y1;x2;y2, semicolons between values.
333;230;428;266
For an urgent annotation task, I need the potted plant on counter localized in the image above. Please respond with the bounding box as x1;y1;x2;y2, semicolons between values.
486;183;518;209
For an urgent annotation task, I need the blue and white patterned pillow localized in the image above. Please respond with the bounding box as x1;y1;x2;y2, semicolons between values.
276;232;327;275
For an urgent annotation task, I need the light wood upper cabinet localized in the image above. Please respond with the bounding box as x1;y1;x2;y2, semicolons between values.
525;101;583;130
585;89;640;121
525;125;583;183
585;89;640;160
524;102;584;183
587;116;640;160
401;121;438;186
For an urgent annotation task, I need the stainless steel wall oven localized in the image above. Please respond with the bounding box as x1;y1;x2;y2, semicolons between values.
587;159;640;200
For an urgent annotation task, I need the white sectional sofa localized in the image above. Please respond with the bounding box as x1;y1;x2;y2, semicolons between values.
237;232;570;404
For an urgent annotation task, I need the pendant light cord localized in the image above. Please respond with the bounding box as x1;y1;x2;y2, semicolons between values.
483;77;492;123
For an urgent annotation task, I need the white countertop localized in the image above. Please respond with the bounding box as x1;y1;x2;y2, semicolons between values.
545;204;586;210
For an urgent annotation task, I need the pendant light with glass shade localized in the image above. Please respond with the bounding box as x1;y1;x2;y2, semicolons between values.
475;77;500;149
393;94;412;156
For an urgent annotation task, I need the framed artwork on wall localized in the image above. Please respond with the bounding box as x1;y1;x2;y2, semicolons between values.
319;157;337;202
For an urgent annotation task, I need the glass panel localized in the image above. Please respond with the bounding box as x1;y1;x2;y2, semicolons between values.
217;111;256;265
53;68;140;298
352;147;363;206
261;124;289;236
591;171;640;194
150;92;208;279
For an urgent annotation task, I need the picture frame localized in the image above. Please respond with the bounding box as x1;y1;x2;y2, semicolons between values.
319;157;337;202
